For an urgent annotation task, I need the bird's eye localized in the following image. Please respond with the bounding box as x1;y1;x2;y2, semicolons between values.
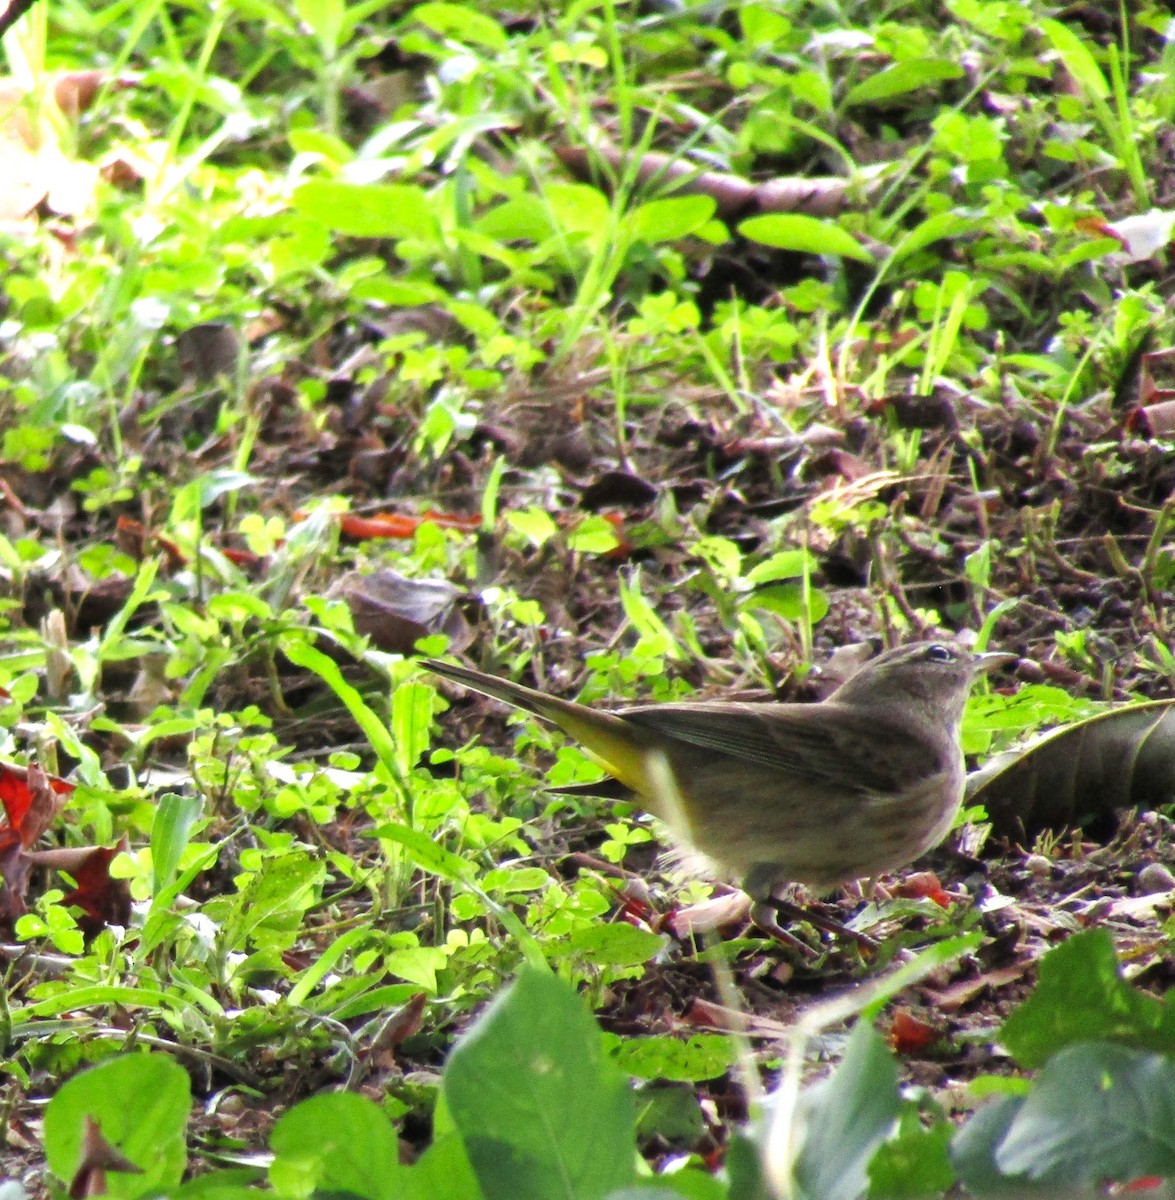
924;643;954;663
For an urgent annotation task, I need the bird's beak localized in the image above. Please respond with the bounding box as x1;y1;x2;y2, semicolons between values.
975;650;1018;673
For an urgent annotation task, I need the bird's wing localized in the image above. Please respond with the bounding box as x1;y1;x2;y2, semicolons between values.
618;701;932;795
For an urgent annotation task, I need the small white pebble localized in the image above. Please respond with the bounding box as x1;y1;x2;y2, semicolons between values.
1024;854;1052;876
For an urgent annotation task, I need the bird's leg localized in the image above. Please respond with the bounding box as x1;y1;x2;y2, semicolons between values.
748;899;820;958
753;894;879;952
851;876;892;903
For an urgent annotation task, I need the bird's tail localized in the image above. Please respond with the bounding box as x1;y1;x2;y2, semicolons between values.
422;658;577;725
422;658;651;796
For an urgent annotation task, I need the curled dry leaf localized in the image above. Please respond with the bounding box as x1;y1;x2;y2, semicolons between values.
888;1009;940;1054
0;762;74;847
967;700;1175;840
329;567;472;654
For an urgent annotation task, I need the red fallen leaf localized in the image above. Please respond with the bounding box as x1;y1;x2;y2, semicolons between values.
221;546;265;568
61;842;132;936
338;512;422;540
115;516;188;569
891;870;952;909
0;763;74;847
889;1009;940;1055
601;512;637;561
336;509;481;541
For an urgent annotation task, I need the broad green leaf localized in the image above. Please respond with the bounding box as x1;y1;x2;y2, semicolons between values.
727;1131;772;1198
169;470;256;524
221;850;325;951
607;1033;738;1083
150;792;202;895
403;1132;483;1200
295;0;344;55
844;60;964;106
963;684;1099;737
281;635;401;781
293;181;438;240
172;1166;266;1197
619;569;685;661
288;127;353;162
868;1120;955;1199
999;928;1175;1067
475;196;557;242
44;1054;191;1198
564;922;668;967
24;985;193;1018
949;1095;1032;1196
739;214;873;263
745;583;830;623
506;507;558;547
634;1082;705;1144
351;276;448;305
745;550;817;585
205;591;274;622
890;212;981;264
270;1093;402;1200
545;182;612;234
566;514;621;555
791;1022;901;1200
996;1042;1175;1185
692;535;742;582
372;821;474;882
410;1;508;50
627;194;716;244
482;865;551;894
443;968;637;1200
392;680;433;775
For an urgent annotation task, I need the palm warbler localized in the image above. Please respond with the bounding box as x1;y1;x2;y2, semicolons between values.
425;642;1011;934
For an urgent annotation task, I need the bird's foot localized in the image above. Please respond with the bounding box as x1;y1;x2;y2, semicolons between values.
751;896;879;954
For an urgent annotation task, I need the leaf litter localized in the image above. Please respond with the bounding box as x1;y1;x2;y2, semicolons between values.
5;0;1175;1186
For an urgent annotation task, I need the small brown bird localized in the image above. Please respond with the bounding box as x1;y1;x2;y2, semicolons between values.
425;642;1012;939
